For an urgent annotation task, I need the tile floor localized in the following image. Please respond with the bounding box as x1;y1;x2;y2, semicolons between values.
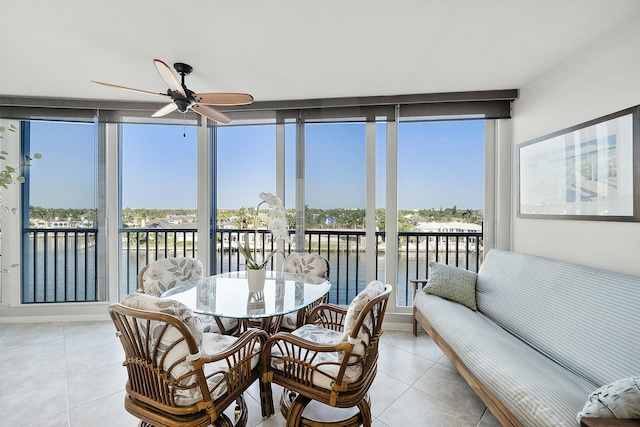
0;321;501;427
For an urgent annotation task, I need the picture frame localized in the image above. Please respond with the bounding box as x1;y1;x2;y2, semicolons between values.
518;106;640;221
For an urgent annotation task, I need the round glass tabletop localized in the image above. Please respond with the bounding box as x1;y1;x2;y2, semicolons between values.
161;270;331;320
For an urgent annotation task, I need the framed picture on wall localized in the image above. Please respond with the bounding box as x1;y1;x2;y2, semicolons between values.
518;106;640;221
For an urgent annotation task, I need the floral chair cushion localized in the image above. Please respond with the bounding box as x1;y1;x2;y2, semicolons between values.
282;253;329;278
121;292;203;343
142;257;237;334
200;316;239;335
142;257;204;296
281;311;302;330
120;292;204;405
342;280;386;346
281;253;330;330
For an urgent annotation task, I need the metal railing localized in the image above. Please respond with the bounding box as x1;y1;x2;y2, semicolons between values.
396;231;483;306
121;227;483;305
22;227;483;304
120;228;198;293
22;228;99;303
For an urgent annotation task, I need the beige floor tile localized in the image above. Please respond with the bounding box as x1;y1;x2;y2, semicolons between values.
63;321;118;353
377;344;437;385
377;387;483;427
0;377;68;426
23;410;69;427
0;322;65;350
478;408;503;427
64;339;124;377
369;370;412;418
0;338;67;398
66;362;128;409
69;391;137;427
382;330;445;362
256;413;287;427
0;321;498;426
414;363;487;421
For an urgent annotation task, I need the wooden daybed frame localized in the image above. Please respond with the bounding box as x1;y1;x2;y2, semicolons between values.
413;307;522;426
412;280;640;427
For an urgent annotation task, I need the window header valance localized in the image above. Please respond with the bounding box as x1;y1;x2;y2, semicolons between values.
0;89;516;125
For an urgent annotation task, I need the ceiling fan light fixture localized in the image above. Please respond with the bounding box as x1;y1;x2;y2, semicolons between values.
174;97;195;113
91;59;253;124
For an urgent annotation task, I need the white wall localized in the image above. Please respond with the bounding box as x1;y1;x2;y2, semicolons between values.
512;16;640;275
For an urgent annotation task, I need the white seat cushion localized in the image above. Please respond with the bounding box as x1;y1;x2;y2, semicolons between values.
201;332;262;402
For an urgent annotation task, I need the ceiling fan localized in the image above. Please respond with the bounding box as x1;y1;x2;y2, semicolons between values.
91;59;253;124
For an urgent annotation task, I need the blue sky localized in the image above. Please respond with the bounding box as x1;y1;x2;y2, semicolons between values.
29;121;98;208
28;119;484;211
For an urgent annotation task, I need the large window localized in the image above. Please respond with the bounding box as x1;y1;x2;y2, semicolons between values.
305;122;367;303
22;120;99;303
119;124;197;296
215;124;277;273
211;117;486;308
397;120;485;305
1;91;511;317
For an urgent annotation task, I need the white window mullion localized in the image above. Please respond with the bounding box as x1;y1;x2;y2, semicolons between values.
365;122;377;282
197;115;211;274
104;122;119;302
385;110;399;311
275;123;286;268
295;116;305;252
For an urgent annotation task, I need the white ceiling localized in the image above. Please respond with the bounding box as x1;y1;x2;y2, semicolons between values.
2;0;640;104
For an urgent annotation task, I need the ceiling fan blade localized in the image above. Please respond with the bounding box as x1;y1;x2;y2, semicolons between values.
191;104;232;124
193;92;254;106
153;59;186;97
90;80;170;98
151;102;178;118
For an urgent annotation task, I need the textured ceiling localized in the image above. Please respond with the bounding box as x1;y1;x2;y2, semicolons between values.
2;0;640;104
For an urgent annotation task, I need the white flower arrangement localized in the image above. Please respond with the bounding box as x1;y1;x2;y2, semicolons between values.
237;192;288;270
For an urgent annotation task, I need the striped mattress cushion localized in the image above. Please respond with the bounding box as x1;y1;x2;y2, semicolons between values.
476;249;640;387
415;292;597;427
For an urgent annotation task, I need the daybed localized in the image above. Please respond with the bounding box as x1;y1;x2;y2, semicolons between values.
413;249;640;427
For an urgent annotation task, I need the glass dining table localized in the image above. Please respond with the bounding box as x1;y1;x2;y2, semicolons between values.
161;270;331;334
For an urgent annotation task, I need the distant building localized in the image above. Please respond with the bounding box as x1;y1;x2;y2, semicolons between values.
414;221;481;233
32;216;96;228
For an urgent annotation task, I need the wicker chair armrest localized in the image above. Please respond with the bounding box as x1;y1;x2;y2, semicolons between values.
307;303;348;331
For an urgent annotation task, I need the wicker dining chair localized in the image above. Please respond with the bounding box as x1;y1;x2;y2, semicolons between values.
280;252;331;331
261;281;392;427
109;292;269;427
138;257;238;335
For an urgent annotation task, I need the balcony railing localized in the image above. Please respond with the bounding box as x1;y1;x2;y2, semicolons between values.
22;228;99;303
22;227;483;304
